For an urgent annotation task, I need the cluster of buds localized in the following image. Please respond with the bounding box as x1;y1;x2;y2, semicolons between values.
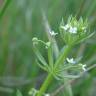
60;16;92;45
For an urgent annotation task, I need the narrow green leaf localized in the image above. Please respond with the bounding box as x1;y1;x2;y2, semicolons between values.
0;0;12;20
77;32;95;44
33;46;48;66
36;60;49;72
54;45;72;68
48;44;54;70
57;74;80;79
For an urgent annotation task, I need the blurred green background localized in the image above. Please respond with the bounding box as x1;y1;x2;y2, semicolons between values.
0;0;96;96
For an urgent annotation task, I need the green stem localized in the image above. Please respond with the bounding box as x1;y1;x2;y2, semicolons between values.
54;45;73;96
37;45;73;96
37;74;53;96
54;45;72;68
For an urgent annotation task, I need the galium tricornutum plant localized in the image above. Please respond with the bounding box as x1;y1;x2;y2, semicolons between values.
31;16;94;96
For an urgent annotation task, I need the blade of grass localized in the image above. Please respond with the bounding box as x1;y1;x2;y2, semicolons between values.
48;44;54;70
86;0;96;17
0;0;12;20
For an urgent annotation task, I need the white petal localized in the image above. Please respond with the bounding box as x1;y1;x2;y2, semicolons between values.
45;94;50;96
49;31;58;36
79;64;87;71
66;58;76;64
82;64;87;71
69;27;77;34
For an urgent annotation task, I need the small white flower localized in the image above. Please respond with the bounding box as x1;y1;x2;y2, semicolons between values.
61;24;77;34
49;31;58;36
45;93;50;96
69;27;77;34
82;64;87;71
66;58;76;64
80;64;87;71
61;24;70;31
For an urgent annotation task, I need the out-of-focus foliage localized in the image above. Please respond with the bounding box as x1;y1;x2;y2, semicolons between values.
0;0;96;96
